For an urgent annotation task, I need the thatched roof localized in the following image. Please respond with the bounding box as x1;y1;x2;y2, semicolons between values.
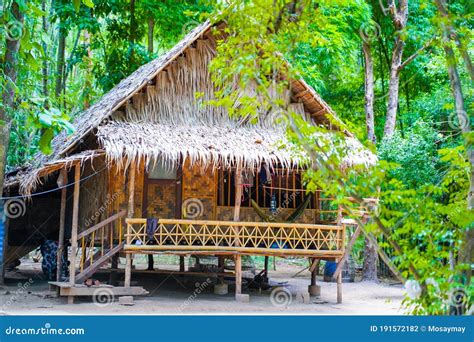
97;121;375;173
6;150;104;195
4;20;376;195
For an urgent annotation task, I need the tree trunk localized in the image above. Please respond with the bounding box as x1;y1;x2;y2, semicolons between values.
42;0;49;98
435;0;473;287
147;16;154;55
362;41;376;144
362;237;379;281
434;0;474;82
383;0;409;137
55;25;66;98
0;1;24;191
129;0;136;64
383;36;404;137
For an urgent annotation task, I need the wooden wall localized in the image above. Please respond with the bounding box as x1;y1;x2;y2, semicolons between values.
95;159;317;225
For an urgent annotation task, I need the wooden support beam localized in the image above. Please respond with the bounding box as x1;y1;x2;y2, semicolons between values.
336;258;342;304
234;166;242;248
233;167;242;222
332;225;361;280
125;163;136;288
235;254;242;297
69;163;81;285
56;168;67;284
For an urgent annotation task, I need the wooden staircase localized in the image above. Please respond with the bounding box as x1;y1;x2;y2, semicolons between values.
50;210;148;303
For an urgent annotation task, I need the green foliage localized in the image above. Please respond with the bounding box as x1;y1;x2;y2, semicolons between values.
378;121;443;187
1;0;472;315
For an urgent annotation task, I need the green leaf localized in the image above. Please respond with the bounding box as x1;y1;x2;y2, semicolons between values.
39;129;55;155
38;112;53;127
82;0;94;8
72;0;81;11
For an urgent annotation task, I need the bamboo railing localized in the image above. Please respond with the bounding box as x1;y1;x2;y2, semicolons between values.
125;218;345;257
74;209;126;282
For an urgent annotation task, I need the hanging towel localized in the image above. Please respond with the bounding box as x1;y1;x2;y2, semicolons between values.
146;218;159;240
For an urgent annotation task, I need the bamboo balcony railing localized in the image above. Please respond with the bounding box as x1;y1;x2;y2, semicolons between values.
125;218;345;257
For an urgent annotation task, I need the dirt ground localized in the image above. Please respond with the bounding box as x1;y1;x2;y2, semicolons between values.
0;258;405;315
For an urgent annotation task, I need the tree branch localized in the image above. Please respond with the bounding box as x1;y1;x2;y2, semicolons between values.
398;36;435;71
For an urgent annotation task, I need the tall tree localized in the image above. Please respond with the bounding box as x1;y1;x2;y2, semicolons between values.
434;0;473;289
361;30;378;281
147;16;155;54
383;0;409;137
362;39;376;144
1;1;24;192
55;1;67;98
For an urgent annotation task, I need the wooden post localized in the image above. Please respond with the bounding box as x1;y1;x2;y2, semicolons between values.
67;163;80;304
308;258;321;296
179;256;185;272
235;254;242;295
56;168;67;283
264;256;269;282
233;166;242;222
125;163;136;288
233;166;244;300
69;163;80;286
336;258;342;304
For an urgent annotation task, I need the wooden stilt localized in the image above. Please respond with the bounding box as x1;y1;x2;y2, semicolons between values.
336;259;342;304
264;256;269;281
109;254;118;285
308;258;321;296
235;254;242;295
56;168;67;284
124;253;132;287
179;256;185;272
125;163;136;288
69;163;81;286
310;259;317;286
67;296;74;304
218;256;225;271
148;254;154;270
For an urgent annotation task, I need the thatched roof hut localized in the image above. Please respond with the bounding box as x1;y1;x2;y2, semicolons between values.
4;21;376;196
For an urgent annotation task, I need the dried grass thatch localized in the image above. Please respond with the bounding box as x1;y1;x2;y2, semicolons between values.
6;150;104;195
97;121;376;173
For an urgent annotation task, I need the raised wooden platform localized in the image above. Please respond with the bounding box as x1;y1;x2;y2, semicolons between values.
49;281;149;297
125;218;345;259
